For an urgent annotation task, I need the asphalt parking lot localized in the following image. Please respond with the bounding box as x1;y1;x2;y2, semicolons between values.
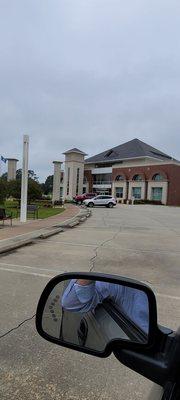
0;204;180;400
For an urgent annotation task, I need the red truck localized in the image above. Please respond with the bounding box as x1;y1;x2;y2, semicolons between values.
74;193;96;204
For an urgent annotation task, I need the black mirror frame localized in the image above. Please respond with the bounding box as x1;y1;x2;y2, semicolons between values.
36;272;159;358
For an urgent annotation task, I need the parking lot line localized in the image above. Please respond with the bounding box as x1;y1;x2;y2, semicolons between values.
0;266;54;278
33;240;180;255
0;262;65;273
156;293;180;301
1;263;179;301
35;239;96;247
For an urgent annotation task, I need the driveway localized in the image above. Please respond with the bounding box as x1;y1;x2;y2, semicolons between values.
0;205;180;400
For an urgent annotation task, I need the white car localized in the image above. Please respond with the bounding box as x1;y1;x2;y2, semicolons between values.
83;195;117;208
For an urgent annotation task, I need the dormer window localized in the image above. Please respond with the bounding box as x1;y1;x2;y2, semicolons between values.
105;150;113;157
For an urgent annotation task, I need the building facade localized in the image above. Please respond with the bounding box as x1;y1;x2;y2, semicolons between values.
60;139;180;206
63;148;87;200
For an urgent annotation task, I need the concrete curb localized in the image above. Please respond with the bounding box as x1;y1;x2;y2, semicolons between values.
0;238;34;254
0;207;91;254
39;227;64;239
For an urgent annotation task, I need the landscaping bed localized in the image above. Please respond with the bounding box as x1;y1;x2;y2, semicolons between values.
0;200;65;219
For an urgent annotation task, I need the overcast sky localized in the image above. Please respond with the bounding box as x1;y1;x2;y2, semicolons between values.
0;0;180;181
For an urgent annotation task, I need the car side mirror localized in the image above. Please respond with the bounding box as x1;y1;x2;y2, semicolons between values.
36;272;158;357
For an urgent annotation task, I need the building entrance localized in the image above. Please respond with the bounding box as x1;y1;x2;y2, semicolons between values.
152;187;163;201
94;188;112;195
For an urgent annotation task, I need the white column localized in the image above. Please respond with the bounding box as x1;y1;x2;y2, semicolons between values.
20;135;29;222
52;161;62;203
7;158;19;181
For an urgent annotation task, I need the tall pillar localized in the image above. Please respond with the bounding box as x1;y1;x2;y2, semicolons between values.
20;135;29;223
52;161;62;203
7;158;19;181
63;148;87;200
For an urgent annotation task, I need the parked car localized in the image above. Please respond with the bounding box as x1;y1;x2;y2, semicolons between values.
83;195;117;208
74;193;97;205
36;272;180;400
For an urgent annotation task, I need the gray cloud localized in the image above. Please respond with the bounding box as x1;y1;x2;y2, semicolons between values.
0;0;180;181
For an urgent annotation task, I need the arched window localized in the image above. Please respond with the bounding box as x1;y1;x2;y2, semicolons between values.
132;174;142;181
115;175;124;181
152;173;164;181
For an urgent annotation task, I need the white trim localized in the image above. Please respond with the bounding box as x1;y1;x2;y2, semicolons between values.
85;156;179;165
93;184;111;189
92;167;112;174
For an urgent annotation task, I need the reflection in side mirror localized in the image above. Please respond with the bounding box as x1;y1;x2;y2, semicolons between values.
36;273;156;355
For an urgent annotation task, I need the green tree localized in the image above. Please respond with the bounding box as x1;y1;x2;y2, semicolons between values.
1;169;39;181
43;175;53;195
8;178;42;203
0;178;8;204
16;169;39;181
28;179;42;202
1;172;7;181
7;180;21;204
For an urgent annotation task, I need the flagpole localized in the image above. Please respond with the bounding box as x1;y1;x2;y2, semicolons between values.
20;135;29;222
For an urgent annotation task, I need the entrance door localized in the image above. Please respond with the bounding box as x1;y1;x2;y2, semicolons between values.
152;187;163;201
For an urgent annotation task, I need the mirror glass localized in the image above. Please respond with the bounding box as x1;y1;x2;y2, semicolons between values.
42;278;150;352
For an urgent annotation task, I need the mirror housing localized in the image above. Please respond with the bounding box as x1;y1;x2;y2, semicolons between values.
36;272;158;358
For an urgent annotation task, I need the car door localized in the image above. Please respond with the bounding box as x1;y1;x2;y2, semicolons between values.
101;195;110;205
93;196;103;206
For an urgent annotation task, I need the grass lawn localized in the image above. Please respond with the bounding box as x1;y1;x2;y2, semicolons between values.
37;207;65;219
0;201;65;219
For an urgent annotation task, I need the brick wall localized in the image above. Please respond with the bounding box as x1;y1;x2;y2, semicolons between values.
84;164;180;205
112;164;180;206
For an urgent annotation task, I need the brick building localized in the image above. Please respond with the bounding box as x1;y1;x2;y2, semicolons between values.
82;139;180;206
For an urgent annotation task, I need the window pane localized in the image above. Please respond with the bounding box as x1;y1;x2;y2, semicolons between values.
152;174;164;181
133;175;142;181
132;187;141;199
115;175;124;181
152;187;162;201
76;168;80;195
116;187;123;198
67;167;70;195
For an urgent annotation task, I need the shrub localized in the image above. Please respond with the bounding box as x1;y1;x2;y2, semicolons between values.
0;178;8;204
64;199;74;204
134;199;162;205
53;199;64;206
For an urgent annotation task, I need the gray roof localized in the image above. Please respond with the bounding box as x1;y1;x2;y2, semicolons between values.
85;139;174;164
63;148;87;155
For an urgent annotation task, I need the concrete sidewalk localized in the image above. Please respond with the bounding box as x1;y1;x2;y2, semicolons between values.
0;204;91;254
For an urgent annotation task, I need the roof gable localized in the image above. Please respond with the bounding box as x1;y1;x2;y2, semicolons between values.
63;148;87;155
85;139;173;164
